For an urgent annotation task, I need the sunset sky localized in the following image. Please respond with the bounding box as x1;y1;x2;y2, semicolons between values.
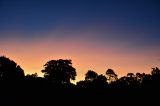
0;0;160;81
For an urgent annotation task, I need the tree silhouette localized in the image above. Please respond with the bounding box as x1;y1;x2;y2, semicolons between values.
94;74;108;87
0;56;24;81
85;70;98;81
76;80;89;88
150;67;160;86
136;72;144;83
127;73;135;78
106;69;118;83
0;55;160;104
25;73;38;79
96;74;107;82
151;67;160;75
41;59;76;84
125;73;139;86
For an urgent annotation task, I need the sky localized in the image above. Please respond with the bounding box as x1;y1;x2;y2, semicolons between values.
0;0;160;81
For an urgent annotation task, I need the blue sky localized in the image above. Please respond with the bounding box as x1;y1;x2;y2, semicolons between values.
0;0;160;46
0;0;160;80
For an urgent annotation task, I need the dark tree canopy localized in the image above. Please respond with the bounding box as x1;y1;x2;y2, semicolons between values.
136;72;144;83
85;70;98;81
151;67;160;75
26;73;38;78
94;74;108;86
127;73;135;78
0;56;24;81
0;56;160;105
106;69;118;83
96;74;107;82
41;59;76;84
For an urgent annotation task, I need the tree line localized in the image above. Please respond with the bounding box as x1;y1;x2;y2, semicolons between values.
0;56;160;105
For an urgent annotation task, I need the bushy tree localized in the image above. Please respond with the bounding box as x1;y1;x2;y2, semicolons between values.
42;59;76;84
85;70;98;81
0;56;24;81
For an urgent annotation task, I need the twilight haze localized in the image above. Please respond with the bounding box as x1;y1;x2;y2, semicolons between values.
0;0;160;81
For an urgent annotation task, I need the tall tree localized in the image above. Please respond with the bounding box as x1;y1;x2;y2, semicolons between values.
41;59;76;84
0;56;24;81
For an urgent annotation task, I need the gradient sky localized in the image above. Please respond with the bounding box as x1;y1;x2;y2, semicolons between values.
0;0;160;81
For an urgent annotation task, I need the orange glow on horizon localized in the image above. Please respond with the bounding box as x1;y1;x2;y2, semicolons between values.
1;32;160;82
